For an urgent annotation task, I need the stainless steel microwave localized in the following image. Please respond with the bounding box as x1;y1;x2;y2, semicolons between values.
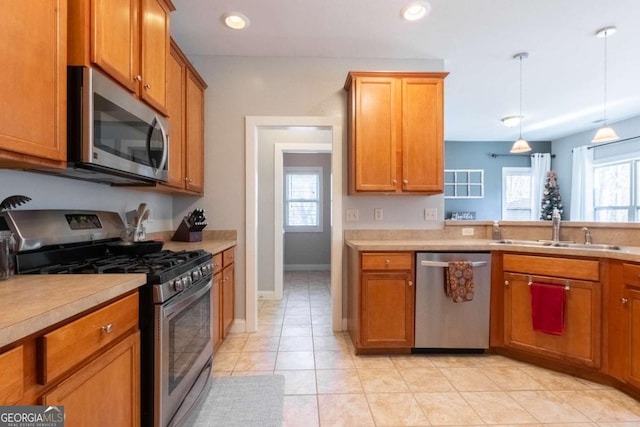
61;66;169;185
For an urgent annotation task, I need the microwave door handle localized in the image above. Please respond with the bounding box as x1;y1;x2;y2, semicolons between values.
148;116;169;172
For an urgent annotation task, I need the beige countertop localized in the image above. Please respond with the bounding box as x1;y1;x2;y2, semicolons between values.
345;238;640;262
0;238;237;350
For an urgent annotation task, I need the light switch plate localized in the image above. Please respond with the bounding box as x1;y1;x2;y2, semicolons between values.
346;209;359;221
461;228;475;236
374;208;383;221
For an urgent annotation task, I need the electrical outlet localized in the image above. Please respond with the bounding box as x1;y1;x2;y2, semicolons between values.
461;228;475;236
346;209;359;221
424;208;437;221
374;208;383;221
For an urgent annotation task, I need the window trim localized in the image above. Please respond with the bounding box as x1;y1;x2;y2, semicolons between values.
592;157;639;222
283;166;323;233
502;166;533;221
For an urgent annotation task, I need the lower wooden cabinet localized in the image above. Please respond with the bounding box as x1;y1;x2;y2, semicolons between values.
626;288;640;388
503;272;601;367
222;247;235;336
42;332;140;427
0;345;24;405
347;250;415;353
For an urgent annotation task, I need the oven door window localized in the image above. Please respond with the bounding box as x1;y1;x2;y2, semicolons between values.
168;287;211;394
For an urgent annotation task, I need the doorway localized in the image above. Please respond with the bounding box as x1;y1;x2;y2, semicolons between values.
245;116;343;333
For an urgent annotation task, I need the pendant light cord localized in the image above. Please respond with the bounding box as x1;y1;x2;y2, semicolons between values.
518;55;524;139
603;32;608;125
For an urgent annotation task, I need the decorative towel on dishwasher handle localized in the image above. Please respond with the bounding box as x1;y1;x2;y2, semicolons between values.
445;261;475;303
530;282;566;335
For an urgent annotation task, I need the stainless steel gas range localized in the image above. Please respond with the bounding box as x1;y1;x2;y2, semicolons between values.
1;209;213;427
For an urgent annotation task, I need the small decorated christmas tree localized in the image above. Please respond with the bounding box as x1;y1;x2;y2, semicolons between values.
540;170;563;220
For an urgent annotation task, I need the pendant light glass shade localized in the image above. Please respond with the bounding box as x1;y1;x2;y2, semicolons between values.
592;26;618;144
510;52;531;153
511;138;532;153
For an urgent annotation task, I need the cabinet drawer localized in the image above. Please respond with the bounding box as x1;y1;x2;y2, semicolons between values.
38;293;139;384
213;252;223;275
362;252;413;271
623;263;640;287
223;247;235;267
503;254;599;281
0;345;23;405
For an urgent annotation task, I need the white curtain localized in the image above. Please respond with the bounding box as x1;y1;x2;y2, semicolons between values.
530;153;551;220
570;145;594;221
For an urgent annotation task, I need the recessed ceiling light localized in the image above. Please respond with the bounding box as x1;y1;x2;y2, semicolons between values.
401;1;431;21
501;115;523;128
222;12;250;30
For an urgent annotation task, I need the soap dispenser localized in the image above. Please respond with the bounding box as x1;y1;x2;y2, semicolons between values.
492;221;502;240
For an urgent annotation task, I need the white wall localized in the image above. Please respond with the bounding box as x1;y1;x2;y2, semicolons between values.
0;170;174;231
177;55;445;319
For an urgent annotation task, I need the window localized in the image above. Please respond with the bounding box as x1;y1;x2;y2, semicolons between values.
284;167;322;232
444;169;484;199
502;167;532;220
593;158;640;222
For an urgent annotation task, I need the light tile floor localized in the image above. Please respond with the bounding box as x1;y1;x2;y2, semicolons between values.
213;270;640;426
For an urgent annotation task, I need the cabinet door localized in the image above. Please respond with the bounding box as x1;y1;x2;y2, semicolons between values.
185;69;206;194
504;273;601;367
92;0;139;93
42;332;140;427
0;346;23;405
212;272;223;352
165;42;186;189
0;1;66;164
139;0;170;113
402;78;444;192
222;264;235;336
626;287;640;388
360;271;414;348
351;77;399;192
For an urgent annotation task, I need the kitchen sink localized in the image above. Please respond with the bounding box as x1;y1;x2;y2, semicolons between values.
492;239;623;251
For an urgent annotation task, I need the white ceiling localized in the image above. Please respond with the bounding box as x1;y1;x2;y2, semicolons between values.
170;0;640;142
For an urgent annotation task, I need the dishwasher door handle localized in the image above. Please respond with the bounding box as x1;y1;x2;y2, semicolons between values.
420;260;488;268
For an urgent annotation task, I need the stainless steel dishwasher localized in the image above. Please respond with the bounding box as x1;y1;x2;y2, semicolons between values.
415;252;491;350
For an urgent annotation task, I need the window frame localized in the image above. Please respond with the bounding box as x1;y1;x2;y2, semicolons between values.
502;166;533;221
283;166;323;233
592;156;640;222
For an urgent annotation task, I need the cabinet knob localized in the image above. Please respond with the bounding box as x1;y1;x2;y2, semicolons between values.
144;83;151;90
185;177;192;183
403;179;408;184
101;324;114;334
621;297;629;304
134;75;142;82
385;259;391;265
408;280;413;287
504;280;509;287
392;179;397;185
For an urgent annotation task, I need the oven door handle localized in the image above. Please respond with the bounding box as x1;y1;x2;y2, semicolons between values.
162;278;212;319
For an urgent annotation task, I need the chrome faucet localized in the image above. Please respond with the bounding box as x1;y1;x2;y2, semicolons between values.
582;227;592;245
551;207;561;241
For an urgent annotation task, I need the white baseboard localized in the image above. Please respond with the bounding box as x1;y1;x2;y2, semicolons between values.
258;291;279;300
284;264;330;271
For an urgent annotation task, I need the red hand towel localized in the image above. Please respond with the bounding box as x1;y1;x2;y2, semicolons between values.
530;282;566;335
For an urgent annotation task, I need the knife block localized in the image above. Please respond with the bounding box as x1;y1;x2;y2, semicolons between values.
171;218;202;242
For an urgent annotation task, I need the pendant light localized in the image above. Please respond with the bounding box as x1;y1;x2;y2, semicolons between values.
510;52;532;153
592;26;619;143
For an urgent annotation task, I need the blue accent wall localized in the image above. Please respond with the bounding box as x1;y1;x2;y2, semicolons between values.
444;140;552;220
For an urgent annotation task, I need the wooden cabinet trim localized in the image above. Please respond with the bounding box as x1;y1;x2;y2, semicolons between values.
361;252;413;271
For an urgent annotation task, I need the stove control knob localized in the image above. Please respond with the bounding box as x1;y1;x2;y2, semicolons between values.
192;269;201;281
173;279;184;292
182;276;192;289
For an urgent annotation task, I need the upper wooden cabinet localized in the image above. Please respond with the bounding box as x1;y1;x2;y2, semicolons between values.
344;71;448;195
69;0;174;114
0;1;67;168
163;40;207;195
